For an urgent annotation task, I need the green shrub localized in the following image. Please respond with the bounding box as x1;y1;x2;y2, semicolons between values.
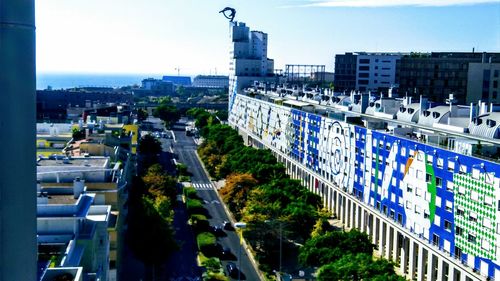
186;198;204;214
197;232;216;255
190;214;209;232
184;187;198;199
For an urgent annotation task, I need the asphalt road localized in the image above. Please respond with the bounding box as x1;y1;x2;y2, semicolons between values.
171;118;261;281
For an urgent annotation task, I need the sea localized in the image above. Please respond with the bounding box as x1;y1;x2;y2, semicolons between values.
36;73;164;90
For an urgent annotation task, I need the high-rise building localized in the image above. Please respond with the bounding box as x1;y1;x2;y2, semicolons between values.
228;21;276;109
466;62;500;104
334;52;401;93
229;23;500;281
397;52;500;104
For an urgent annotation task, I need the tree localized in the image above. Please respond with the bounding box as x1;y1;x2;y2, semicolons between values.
153;100;180;128
219;173;258;220
316;253;405;281
298;230;374;267
311;209;334;238
138;134;162;155
142;164;177;202
137;108;148;122
72;128;85;140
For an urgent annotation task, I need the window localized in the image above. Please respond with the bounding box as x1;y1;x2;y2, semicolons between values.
469;212;478;222
471;191;479;202
359;66;369;71
426;173;432;183
485;196;493;206
432;234;440;246
456;208;464;216
444;220;452;231
436;177;442;187
484;218;492;229
407;184;413;193
468;234;477;243
456;226;463;235
359;58;370;64
445;201;453;212
437;158;444;168
482;239;490;250
358;79;369;85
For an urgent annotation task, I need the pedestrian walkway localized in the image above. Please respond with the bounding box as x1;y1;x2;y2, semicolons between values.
191;182;213;190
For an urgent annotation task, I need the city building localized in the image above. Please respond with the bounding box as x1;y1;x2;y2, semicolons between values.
162;75;192;86
37;180;111;281
397;52;500;104
36;154;133;280
134;78;175;97
229;23;500;281
334;52;401;93
228;21;278;110
192;75;229;88
466;62;500;104
37;89;133;121
334;52;357;92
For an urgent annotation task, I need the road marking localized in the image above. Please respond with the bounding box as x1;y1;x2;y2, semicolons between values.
192;182;214;190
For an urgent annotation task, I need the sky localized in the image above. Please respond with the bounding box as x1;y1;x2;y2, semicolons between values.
36;0;500;76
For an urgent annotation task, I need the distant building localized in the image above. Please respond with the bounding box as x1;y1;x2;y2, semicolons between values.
229;21;278;101
466;62;500;104
133;78;174;97
334;53;357;92
37;89;133;121
334;52;401;93
162;75;192;86
192;75;229;88
311;71;335;83
397;52;500;103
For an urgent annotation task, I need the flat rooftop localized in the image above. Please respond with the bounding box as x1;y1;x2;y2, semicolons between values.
47;194;78;205
37;157;108;167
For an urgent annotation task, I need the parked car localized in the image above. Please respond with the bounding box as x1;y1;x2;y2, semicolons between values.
222;221;233;230
210;225;225;237
226;262;238;278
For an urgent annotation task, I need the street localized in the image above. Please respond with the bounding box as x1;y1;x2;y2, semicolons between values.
170;118;261;281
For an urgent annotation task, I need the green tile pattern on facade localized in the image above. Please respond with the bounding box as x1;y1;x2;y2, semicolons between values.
453;173;497;260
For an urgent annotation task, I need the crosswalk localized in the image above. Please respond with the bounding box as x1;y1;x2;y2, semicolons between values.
192;182;214;190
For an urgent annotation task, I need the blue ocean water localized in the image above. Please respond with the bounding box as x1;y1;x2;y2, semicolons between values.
36;73;163;90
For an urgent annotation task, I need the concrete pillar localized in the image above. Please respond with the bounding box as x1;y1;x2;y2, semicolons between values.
392;228;399;262
417;246;425;281
360;209;366;232
385;224;392;259
427;253;436;281
378;220;385;256
400;237;408;275
0;1;37;281
409;240;417;280
437;257;444;281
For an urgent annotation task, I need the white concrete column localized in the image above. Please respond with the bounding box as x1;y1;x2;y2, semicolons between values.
459;270;467;281
385;224;392;259
408;240;417;280
360;209;366;232
400;237;408;275
436;257;444;281
392;228;399;262
378;220;384;256
353;204;359;229
426;253;435;281
417;246;425;281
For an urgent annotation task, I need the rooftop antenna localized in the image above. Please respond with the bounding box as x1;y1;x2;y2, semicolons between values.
219;7;236;22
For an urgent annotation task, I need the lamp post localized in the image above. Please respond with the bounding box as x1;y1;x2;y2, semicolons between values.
234;222;247;281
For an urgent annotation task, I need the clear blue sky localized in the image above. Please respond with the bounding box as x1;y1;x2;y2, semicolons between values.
35;0;500;75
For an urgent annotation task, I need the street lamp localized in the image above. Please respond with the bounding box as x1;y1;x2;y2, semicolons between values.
234;222;247;281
